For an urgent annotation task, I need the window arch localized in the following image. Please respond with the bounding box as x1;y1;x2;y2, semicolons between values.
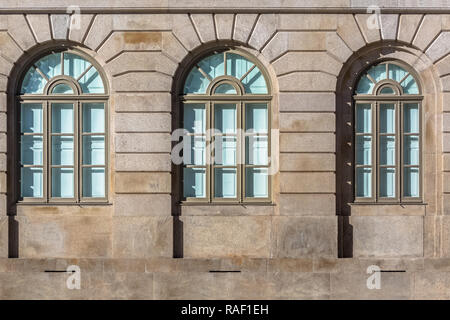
17;50;108;203
354;61;422;202
181;49;271;202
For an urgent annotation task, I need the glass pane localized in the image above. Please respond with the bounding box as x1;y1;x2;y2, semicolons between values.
356;104;371;133
82;136;105;165
404;136;419;165
21;103;42;133
226;53;254;79
214;83;237;94
21;167;43;198
368;64;387;82
51;83;74;94
78;66;104;93
51;103;73;133
83;103;105;133
388;64;408;82
183;167;206;198
404;167;419;197
51;168;74;198
215;136;236;165
64;52;91;79
380;167;396;198
246;136;268;165
214;168;237;198
214;104;236;134
356;136;371;165
380;104;395;133
245;168;268;198
197;53;225;79
183;135;205;165
246;103;268;133
35;52;62;79
21;67;47;94
402;74;419;94
184;67;210;94
356;167;371;197
242;66;268;94
183;104;205;134
82;168;105;198
20;136;43;165
380;136;396;166
51;136;74;165
356;75;374;94
379;86;395;94
404;103;419;133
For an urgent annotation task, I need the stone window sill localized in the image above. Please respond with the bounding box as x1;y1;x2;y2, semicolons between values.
349;202;427;216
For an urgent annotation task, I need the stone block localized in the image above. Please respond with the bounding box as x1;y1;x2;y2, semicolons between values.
161;32;188;63
380;14;399;40
273;216;337;258
115;172;171;193
280;172;335;193
351;216;423;257
280;112;335;132
215;14;233;40
190;14;215;43
0;32;23;62
112;72;171;92
26;14;52;43
273;51;342;76
280;133;335;152
50;14;70;40
233;14;258;43
412;14;441;51
0;217;6;258
427;31;450;62
68;14;95;43
112;216;172;258
7;15;35;50
115;133;171;153
84;14;113;50
279;72;336;92
115;153;171;172
171;14;200;51
413;272;450;299
397;14;422;43
355;14;381;43
280;153;335;171
337;14;365;51
279;194;336;216
114;93;171;112
106;51;177;77
279;92;336;112
278;14;337;30
248;14;278;50
114;194;171;216
182;216;271;258
268;272;331;299
115;113;171;133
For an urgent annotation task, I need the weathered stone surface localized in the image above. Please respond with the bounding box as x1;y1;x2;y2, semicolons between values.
426;31;450;62
50;14;70;40
397;14;422;43
278;14;337;30
114;93;171;112
233;13;258;43
248;14;277;50
18;215;112;258
273;51;342;76
355;14;380;43
215;14;233;40
171;14;201;51
280;153;335;171
16;205;113;217
380;14;399;40
350;204;426;216
182;216;271;258
280;113;335;132
280;172;335;193
351;216;424;257
68;14;94;43
26;14;52;43
280;133;335;152
114;194;171;216
115;153;171;172
413;14;442;51
115;172;171;193
112;72;171;92
413;272;450;299
180;204;275;216
115;113;171;133
161;32;188;63
279;194;335;216
106;51;177;76
0;217;6;258
279;72;336;91
337;14;365;52
273;216;337;258
7;15;35;51
279;92;336;112
115;133;171;153
190;14;215;43
0;32;23;62
113;217;172;258
84;15;113;50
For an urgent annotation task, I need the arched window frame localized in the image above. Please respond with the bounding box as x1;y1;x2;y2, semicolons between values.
16;49;109;204
353;60;423;203
180;49;272;203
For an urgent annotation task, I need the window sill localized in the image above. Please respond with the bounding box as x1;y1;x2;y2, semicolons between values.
179;202;275;206
349;202;427;216
16;202;113;206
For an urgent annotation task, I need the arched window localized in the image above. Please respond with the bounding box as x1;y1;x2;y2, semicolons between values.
354;61;421;202
181;49;271;202
18;50;108;203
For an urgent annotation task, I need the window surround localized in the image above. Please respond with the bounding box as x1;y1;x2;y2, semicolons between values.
15;49;109;205
179;48;273;204
353;60;423;204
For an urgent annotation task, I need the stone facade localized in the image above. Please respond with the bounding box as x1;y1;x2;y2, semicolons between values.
1;0;450;299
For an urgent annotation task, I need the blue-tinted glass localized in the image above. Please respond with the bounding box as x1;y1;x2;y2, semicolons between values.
35;52;62;79
83;103;104;133
21;67;47;94
404;167;419;197
197;53;225;79
356;136;371;165
388;64;408;82
380;167;396;198
226;53;254;79
21;136;43;165
356;75;374;94
214;104;236;134
64;53;91;79
79;66;104;93
82;136;105;165
21;167;43;198
368;64;387;82
21;103;42;133
246;103;267;133
183;167;206;198
214;83;237;94
214;168;236;198
356;104;371;133
52;103;73;133
245;168;268;198
242;66;268;94
82;168;105;198
184;67;210;94
380;136;395;166
404;103;419;133
404;136;419;165
245;136;268;165
51;136;74;165
51;168;74;198
380;104;395;133
183;136;205;165
215;136;236;165
51;83;74;94
402;74;419;94
356;167;372;197
184;104;205;133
